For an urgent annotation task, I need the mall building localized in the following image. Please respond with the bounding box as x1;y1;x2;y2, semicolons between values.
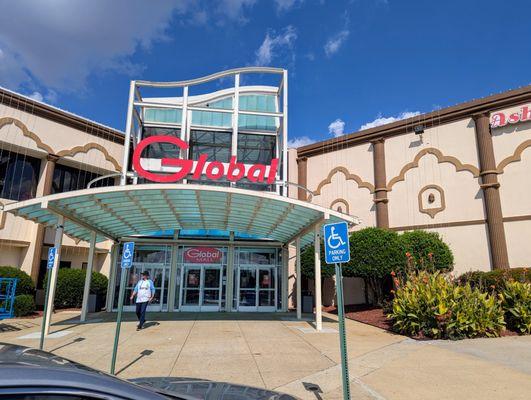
1;71;530;314
294;84;531;304
0;68;351;328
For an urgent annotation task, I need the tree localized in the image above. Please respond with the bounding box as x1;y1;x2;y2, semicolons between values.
343;227;406;305
399;230;454;272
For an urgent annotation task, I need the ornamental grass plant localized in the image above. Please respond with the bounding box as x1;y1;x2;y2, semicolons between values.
388;271;505;339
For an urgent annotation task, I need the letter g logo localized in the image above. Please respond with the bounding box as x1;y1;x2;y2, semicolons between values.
132;135;192;183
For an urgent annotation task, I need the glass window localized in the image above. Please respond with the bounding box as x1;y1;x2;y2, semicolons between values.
144;107;182;124
51;164;113;194
141;127;181;159
239;95;276;112
238;115;278;131
237;133;276;164
189;130;231;163
0;150;40;201
192;110;231;128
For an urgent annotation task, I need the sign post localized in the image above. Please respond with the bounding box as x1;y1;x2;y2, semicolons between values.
323;222;351;400
110;241;134;374
39;247;57;350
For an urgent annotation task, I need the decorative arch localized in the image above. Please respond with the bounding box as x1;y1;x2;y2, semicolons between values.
0;117;54;154
57;143;121;172
313;166;375;196
387;148;480;191
496;140;531;173
330;198;350;215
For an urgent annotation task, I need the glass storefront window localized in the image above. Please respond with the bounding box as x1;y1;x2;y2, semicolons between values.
142;127;181;159
0;150;41;201
51;163;113;194
189;130;231;163
237;133;276;164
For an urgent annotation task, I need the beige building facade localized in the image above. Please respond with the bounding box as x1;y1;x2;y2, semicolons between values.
293;85;531;292
0;87;124;292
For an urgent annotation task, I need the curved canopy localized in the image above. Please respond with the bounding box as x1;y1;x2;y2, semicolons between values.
2;184;357;247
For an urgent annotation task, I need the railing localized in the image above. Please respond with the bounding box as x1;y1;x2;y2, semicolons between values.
0;278;18;320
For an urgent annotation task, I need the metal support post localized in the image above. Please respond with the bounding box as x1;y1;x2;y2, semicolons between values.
314;224;322;331
110;266;127;374
335;263;351;400
81;231;97;322
295;237;302;319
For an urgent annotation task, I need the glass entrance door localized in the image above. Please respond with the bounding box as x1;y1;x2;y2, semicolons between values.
180;265;222;311
237;266;276;312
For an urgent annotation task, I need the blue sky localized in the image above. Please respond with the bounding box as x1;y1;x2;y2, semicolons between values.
1;0;530;147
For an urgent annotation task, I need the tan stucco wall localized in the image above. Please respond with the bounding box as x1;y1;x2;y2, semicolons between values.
295;107;531;294
0;102;122;278
0;103;123;174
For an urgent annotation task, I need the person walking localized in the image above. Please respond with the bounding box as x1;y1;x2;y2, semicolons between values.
130;271;155;330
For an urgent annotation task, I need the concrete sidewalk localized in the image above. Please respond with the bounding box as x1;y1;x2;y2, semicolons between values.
1;311;530;399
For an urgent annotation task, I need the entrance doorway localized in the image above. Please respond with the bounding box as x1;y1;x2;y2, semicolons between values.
180;265;223;311
237;266;276;312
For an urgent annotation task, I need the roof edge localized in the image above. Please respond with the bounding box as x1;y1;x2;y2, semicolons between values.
0;86;124;144
297;84;531;158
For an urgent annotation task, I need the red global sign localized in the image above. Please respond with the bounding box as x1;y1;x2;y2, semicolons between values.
132;135;279;184
490;105;531;128
184;247;222;264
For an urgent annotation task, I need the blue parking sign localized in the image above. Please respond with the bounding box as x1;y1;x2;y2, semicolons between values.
121;242;135;269
323;222;350;264
47;247;57;269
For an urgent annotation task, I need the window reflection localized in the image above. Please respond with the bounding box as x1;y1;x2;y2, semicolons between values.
0;150;40;201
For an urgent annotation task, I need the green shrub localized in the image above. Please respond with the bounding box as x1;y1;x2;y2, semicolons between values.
499;281;531;334
300;243;335;279
343;227;406;305
399;230;454;272
458;268;530;291
389;271;505;339
44;269;108;309
0;266;35;295
13;294;36;317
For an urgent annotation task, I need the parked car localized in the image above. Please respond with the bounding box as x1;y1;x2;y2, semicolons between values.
0;343;297;399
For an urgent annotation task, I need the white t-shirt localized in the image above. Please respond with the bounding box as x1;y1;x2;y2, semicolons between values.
134;279;155;303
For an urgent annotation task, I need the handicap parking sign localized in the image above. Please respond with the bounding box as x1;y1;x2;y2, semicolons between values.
323;222;350;264
121;242;135;269
47;247;57;269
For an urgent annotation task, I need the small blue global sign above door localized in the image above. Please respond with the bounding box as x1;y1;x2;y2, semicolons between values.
323;222;350;264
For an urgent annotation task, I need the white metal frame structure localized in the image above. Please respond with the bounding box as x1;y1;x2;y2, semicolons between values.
121;67;290;196
1;68;358;334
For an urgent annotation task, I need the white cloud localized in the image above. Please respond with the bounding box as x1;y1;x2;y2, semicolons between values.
217;0;257;24
27;92;44;102
0;1;259;95
328;118;346;137
360;111;421;130
287;136;315;148
254;26;297;66
274;0;304;13
324;29;349;57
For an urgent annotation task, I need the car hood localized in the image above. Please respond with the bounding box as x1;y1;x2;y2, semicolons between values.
130;377;298;400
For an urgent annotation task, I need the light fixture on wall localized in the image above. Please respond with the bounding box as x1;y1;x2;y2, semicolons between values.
414;124;425;142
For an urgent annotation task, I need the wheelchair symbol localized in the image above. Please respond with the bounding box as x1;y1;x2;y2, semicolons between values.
123;247;132;260
327;226;346;249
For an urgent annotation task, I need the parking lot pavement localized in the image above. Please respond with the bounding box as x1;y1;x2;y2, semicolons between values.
1;311;530;399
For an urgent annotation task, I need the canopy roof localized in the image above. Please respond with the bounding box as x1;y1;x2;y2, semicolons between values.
2;184;357;247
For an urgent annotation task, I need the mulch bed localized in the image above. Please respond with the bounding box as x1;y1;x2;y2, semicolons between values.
324;304;520;339
324;304;393;331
